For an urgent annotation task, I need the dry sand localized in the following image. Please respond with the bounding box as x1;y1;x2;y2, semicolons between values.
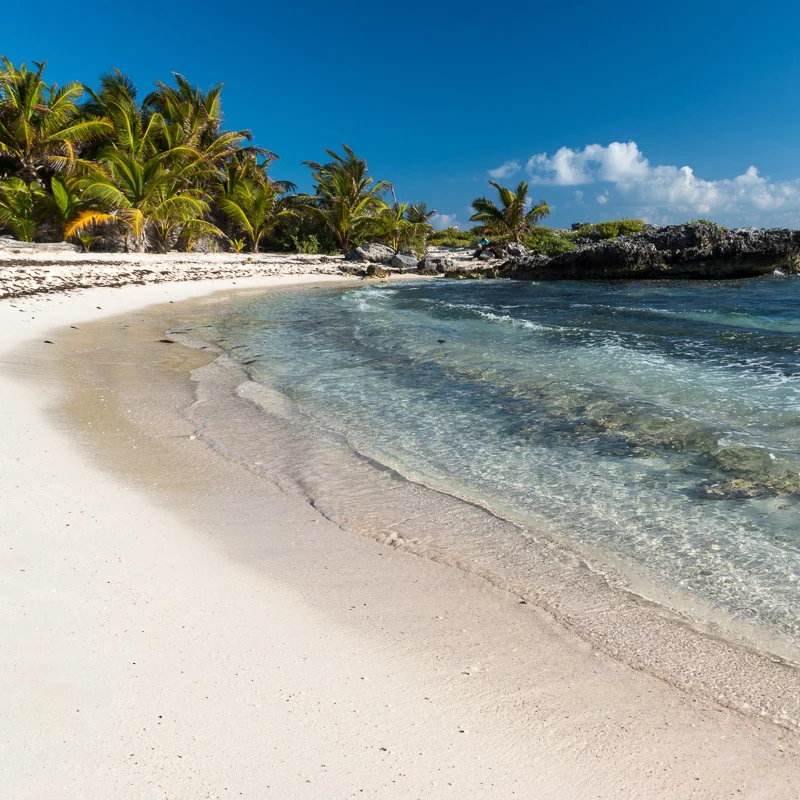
2;270;800;799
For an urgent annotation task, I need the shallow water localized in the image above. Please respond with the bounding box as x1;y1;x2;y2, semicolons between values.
191;277;800;657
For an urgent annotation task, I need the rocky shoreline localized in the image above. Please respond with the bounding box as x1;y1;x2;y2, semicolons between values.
429;224;800;281
2;223;798;299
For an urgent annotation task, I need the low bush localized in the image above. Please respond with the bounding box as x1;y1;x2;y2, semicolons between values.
520;227;578;256
428;227;474;248
575;218;645;240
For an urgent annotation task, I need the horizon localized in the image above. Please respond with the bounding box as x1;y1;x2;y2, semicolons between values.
4;0;800;230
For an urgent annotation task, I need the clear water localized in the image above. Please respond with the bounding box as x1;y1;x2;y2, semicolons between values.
196;277;800;655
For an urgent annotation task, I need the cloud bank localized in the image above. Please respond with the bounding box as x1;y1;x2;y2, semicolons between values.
525;142;800;221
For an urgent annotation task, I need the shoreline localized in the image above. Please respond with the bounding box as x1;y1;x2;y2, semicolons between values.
3;275;800;797
165;288;800;728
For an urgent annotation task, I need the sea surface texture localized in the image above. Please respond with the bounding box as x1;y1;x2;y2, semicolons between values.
197;278;800;661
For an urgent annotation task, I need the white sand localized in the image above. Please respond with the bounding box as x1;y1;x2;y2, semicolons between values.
2;274;800;799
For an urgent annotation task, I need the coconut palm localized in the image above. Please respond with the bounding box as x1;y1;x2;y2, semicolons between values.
0;59;111;182
144;73;259;185
372;201;411;252
43;174;107;241
70;76;219;251
218;178;293;253
470;181;550;243
67;150;220;251
405;202;437;225
301;144;390;255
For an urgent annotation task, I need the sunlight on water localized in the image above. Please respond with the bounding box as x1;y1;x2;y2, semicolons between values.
204;277;800;649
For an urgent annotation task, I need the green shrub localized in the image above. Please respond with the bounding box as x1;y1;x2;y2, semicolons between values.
428;227;474;248
575;218;645;240
521;227;578;256
290;233;321;254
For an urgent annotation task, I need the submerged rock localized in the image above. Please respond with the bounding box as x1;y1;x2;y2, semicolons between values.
500;224;800;281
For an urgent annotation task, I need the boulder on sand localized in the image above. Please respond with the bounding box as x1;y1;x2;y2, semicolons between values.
390;253;419;271
416;255;454;275
350;243;395;264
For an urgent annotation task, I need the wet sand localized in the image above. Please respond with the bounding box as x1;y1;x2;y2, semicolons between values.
2;276;800;798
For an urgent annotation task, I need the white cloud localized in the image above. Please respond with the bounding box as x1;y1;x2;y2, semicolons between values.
573;190;584;203
526;141;800;220
488;160;521;180
431;212;460;230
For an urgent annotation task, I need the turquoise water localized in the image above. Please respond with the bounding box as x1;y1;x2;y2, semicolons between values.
198;277;800;654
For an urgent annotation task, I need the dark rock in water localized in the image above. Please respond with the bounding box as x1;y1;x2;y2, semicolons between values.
500;224;800;281
351;243;395;264
391;253;419;271
366;264;389;278
417;255;454;274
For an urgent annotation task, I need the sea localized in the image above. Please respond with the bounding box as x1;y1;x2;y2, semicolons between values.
177;276;800;722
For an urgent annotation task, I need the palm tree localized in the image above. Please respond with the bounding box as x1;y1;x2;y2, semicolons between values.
0;59;111;183
301;144;390;255
70;73;217;251
373;201;411;252
0;177;44;240
218;177;293;253
470;181;550;243
44;175;106;241
405;202;437;225
143;73;259;186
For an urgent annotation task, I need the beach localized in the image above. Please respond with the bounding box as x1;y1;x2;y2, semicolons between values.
2;262;800;799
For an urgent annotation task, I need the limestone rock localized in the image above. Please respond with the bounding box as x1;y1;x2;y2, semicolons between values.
391;253;419;271
499;224;800;281
352;243;395;264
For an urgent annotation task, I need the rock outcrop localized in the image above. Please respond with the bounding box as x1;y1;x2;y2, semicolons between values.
498;224;800;281
417;254;455;275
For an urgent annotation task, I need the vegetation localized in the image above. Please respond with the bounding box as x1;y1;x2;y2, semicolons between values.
470;181;550;242
0;58;431;255
521;227;578;256
573;219;645;240
428;227;475;248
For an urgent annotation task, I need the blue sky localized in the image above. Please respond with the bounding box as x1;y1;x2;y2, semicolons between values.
5;0;800;229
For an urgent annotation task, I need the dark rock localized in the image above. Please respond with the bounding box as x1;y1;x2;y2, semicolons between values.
499;224;800;281
366;264;389;278
417;255;454;274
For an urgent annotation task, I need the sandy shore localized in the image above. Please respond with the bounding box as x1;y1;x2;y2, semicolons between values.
2;273;800;798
